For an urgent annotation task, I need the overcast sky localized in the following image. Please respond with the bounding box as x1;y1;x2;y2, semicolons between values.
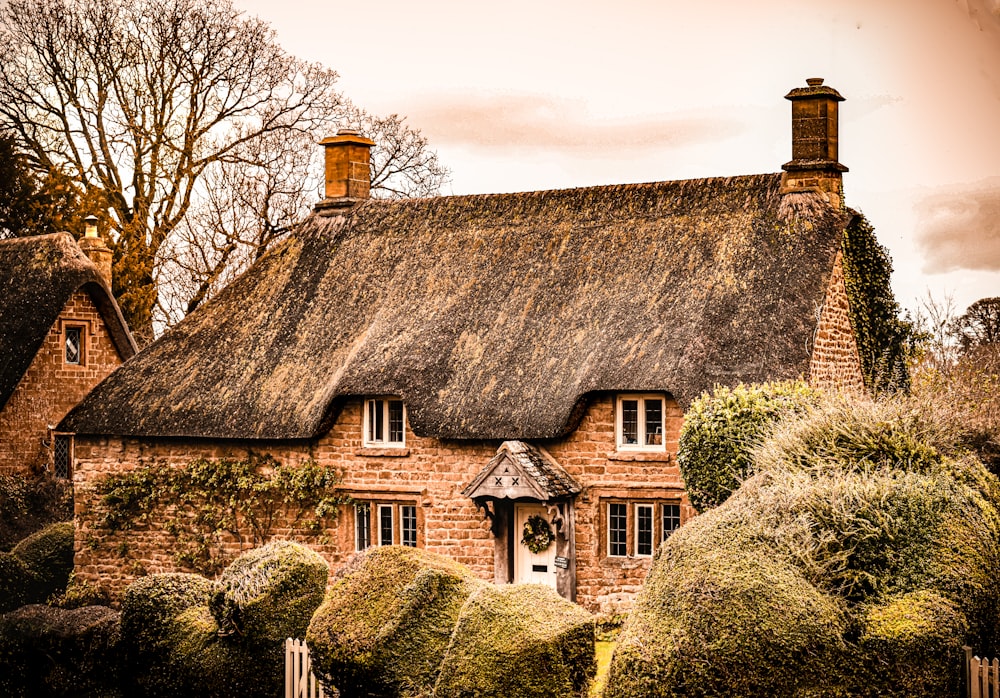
236;0;1000;317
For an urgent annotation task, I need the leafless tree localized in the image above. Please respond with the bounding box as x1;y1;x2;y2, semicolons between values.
954;297;1000;351
0;0;448;342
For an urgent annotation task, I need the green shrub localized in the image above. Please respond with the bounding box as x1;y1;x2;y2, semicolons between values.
307;546;484;697
0;604;121;697
49;573;112;610
0;472;72;551
678;381;818;512
435;584;596;698
606;398;1000;697
0;551;35;612
120;573;215;697
11;521;74;601
120;541;328;698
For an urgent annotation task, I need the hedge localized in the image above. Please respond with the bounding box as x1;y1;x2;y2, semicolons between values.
606;399;1000;697
0;521;75;612
307;545;483;697
435;583;596;697
678;381;818;512
0;604;121;697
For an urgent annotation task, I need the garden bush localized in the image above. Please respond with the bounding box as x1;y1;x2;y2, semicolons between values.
307;545;484;697
606;398;1000;697
119;541;328;698
435;583;596;697
678;380;818;512
0;472;72;551
0;604;121;697
0;521;74;611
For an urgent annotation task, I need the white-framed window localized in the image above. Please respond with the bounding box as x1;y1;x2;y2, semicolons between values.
605;499;682;558
635;503;654;557
608;502;628;557
364;398;406;447
355;503;372;551
616;394;665;451
355;500;419;551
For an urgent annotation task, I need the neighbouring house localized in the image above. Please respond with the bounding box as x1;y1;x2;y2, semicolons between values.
0;224;136;477
61;79;868;613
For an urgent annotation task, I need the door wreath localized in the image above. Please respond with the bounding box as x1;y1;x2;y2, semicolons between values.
521;513;555;554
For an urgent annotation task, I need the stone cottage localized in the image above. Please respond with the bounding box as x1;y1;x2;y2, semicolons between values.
0;225;136;477
61;79;867;613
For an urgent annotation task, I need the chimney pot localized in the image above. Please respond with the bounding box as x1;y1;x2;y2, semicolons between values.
806;77;825;87
77;215;113;285
316;129;376;212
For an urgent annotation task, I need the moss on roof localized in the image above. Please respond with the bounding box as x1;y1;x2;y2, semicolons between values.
61;176;848;440
0;233;136;409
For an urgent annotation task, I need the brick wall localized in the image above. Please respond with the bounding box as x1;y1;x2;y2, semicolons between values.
72;395;693;613
0;290;127;475
809;252;866;394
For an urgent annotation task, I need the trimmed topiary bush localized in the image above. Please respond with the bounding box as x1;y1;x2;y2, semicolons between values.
678;380;818;512
11;521;74;601
607;398;1000;697
0;604;121;697
435;583;596;697
0;551;35;613
120;541;328;698
307;545;484;697
0;472;73;551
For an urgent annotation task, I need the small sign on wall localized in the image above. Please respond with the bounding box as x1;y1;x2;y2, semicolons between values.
554;556;569;569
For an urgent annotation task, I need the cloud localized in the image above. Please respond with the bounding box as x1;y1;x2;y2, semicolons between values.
402;92;744;156
914;178;1000;273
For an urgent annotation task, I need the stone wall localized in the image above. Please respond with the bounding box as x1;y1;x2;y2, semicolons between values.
0;290;126;475
809;252;866;395
72;395;693;614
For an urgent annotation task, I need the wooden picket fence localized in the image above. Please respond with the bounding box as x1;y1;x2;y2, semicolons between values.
285;638;326;698
967;646;1000;698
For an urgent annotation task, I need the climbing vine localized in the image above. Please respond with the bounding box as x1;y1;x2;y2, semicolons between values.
840;213;914;395
93;454;346;575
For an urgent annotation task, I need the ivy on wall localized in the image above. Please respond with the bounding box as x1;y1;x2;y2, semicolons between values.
840;213;914;396
92;454;346;575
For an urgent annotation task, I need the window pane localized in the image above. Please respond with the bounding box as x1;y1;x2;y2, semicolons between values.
388;400;404;443
53;436;71;479
65;328;81;364
636;504;653;556
379;505;394;546
356;504;371;550
620;400;638;445
368;400;385;443
401;505;417;547
644;399;663;446
609;503;627;556
662;504;681;541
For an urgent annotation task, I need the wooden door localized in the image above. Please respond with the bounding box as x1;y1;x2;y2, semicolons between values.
514;503;557;588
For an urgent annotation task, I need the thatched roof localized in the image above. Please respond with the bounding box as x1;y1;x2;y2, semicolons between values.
0;233;136;410
61;174;849;440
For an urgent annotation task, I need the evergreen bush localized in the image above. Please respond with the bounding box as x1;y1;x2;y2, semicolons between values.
678;381;818;512
606;398;1000;697
0;472;72;551
11;521;74;600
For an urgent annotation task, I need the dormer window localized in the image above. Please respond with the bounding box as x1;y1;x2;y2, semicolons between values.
364;398;405;447
616;394;665;451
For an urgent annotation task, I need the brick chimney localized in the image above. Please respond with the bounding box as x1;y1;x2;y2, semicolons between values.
780;78;848;207
315;128;375;213
77;215;113;286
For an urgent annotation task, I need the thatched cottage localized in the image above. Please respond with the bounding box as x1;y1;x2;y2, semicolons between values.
61;79;868;612
0;228;135;477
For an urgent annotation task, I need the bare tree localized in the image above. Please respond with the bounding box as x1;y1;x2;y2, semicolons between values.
0;0;423;343
954;297;1000;351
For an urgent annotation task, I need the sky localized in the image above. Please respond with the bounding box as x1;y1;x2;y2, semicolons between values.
236;0;1000;317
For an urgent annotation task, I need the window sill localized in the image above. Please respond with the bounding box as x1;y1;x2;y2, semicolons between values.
607;451;671;463
355;447;410;457
600;556;653;569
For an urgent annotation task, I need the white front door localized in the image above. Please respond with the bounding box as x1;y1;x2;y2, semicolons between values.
514;503;558;588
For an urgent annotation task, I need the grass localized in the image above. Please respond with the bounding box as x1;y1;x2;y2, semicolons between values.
590;640;616;697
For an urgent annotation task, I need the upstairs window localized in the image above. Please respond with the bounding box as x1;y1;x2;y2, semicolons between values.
364;398;405;447
616;394;665;451
64;326;83;365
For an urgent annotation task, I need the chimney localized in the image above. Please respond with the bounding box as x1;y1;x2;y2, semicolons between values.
315;128;375;213
77;215;113;286
780;78;848;207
